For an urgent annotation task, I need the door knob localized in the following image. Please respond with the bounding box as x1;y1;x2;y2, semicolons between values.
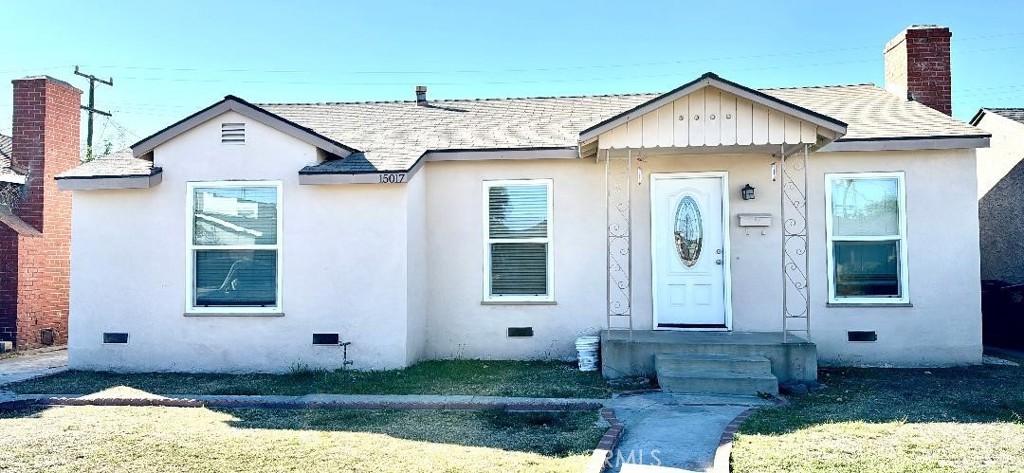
716;259;723;265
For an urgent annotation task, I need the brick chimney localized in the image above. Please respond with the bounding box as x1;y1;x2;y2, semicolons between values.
884;25;953;115
0;76;81;349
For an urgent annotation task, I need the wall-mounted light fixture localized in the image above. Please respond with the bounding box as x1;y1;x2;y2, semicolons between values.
741;184;756;201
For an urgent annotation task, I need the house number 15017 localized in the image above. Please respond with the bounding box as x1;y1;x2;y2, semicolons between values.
379;173;406;184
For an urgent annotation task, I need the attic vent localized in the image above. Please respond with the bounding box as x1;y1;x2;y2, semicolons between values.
221;122;246;144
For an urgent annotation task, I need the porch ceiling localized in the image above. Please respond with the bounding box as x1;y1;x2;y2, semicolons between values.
579;73;848;157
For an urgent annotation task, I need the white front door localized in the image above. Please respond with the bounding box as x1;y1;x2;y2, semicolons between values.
651;173;730;329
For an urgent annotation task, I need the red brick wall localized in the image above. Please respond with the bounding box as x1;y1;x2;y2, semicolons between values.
0;228;17;342
884;26;953;116
0;77;81;349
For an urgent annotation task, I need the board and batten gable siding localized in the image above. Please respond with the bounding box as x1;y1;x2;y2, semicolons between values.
598;87;819;149
422;149;981;366
68;110;419;372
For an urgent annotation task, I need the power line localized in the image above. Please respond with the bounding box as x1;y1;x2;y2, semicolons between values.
73;66;114;156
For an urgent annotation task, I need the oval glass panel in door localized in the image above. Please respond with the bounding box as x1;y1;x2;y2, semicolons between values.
674;196;703;267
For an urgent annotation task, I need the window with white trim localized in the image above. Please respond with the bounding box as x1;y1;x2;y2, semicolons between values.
825;172;909;304
186;181;282;314
484;179;553;302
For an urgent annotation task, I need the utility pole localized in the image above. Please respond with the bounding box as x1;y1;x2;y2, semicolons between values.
73;66;113;158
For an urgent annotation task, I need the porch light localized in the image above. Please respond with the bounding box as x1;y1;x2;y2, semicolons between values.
741;184;756;201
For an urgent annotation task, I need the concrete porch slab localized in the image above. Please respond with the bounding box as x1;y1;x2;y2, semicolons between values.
601;331;817;383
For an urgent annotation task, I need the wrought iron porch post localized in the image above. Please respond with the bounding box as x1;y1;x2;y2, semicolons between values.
605;148;633;333
781;144;811;343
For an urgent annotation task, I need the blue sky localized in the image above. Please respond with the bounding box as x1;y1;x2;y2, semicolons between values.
1;1;1021;151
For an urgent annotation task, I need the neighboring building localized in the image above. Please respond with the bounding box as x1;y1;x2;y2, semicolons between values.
0;77;81;349
57;26;988;379
971;108;1024;285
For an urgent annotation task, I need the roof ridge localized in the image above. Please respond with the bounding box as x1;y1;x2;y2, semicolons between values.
760;83;878;91
260;84;882;107
260;92;663;107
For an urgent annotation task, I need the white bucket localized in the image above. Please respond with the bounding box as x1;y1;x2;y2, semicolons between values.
575;336;600;372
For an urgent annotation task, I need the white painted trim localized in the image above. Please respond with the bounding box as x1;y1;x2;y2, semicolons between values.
481;178;555;304
649;172;733;331
299;156;425;186
184;180;284;315
424;148;578;162
824;171;910;305
821;136;989;152
56;172;162;190
0;174;26;185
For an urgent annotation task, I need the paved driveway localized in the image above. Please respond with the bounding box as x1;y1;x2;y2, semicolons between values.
0;348;68;388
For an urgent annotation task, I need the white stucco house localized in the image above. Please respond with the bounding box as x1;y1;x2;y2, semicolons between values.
56;26;989;386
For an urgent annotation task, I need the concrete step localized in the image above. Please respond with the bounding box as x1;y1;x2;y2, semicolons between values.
655;353;772;376
657;371;779;396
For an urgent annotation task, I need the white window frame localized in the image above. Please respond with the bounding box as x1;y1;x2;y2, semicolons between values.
824;172;909;305
185;180;283;315
482;179;554;303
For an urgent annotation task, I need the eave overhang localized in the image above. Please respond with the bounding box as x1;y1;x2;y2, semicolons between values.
55;168;164;190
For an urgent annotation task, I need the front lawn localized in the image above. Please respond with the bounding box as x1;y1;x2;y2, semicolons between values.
0;405;603;472
733;359;1024;473
8;360;619;398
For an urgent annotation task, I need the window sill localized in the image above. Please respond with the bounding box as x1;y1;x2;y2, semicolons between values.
481;300;557;306
184;312;285;317
826;302;912;308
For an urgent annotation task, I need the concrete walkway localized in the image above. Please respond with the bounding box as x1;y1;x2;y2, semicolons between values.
0;347;68;387
0;386;605;411
605;392;773;473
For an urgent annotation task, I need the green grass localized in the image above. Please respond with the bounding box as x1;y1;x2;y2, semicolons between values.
733;361;1024;473
0;405;603;472
8;360;619;398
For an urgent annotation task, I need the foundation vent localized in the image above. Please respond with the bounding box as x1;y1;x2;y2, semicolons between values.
221;122;246;144
848;331;877;342
39;328;55;346
507;327;534;337
103;332;129;344
313;333;340;345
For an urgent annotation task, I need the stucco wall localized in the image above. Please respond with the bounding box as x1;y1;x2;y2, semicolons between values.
405;168;428;364
68;111;414;372
810;149;981;366
975;113;1024;284
67;111;982;371
423;149;982;366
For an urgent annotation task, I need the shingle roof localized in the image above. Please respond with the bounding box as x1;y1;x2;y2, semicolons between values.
0;133;19;180
978;108;1024;125
269;83;984;173
264;94;651;173
60;81;988;178
55;148;158;179
764;84;985;141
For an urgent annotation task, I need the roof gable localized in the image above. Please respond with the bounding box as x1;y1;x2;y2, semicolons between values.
971;108;1024;127
130;96;360;158
579;73;848;145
